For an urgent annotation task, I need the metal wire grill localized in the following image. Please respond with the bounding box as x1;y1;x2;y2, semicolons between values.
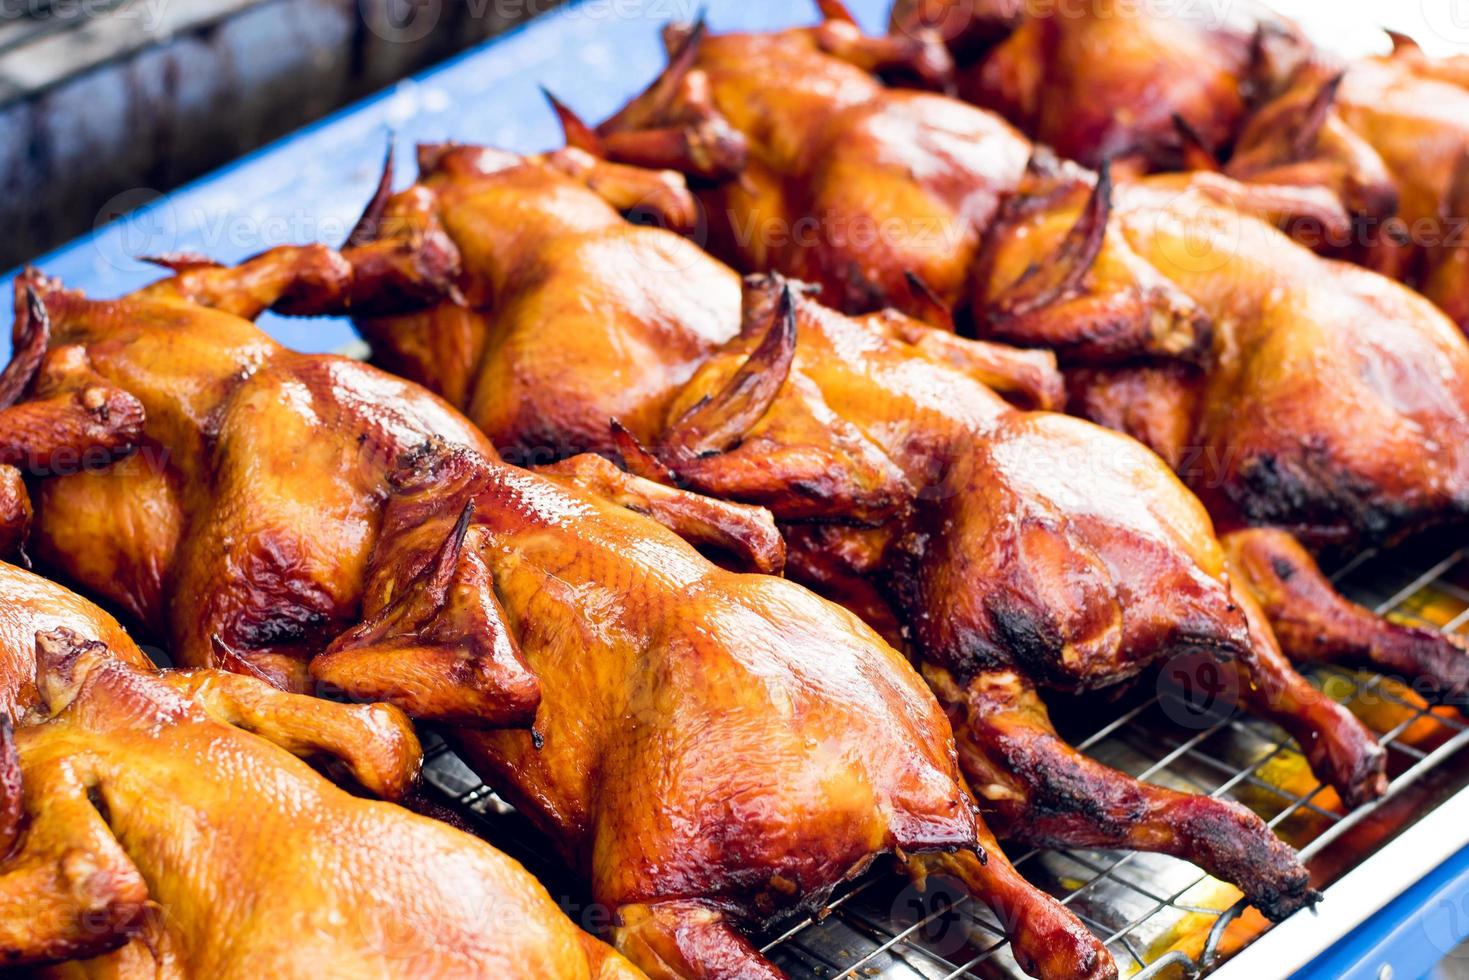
419;535;1469;980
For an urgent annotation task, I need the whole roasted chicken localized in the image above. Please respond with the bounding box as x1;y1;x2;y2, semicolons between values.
3;256;1107;980
976;163;1469;556
565;5;1031;316
973;161;1469;726
0;563;644;979
348;142;1449;932
888;0;1307;174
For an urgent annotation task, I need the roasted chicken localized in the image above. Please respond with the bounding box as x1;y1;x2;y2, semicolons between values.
976;162;1469;549
346;142;1431;930
1224;35;1469;331
566;6;1031;316
971;162;1469;704
888;0;1469;334
4;255;1109;980
888;0;1308;174
0;563;645;978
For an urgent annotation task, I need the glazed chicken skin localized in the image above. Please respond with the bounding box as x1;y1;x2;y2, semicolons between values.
630;276;1378;914
888;0;1469;333
0;561;155;720
347;143;1432;932
2;256;1107;980
348;141;740;462
352;146;1125;980
976;163;1469;547
0;564;642;979
974;163;1469;695
1223;35;1469;331
569;4;1032;316
888;0;1307;174
0;285;145;561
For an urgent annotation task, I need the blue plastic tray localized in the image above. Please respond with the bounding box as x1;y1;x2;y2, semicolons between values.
7;1;1469;976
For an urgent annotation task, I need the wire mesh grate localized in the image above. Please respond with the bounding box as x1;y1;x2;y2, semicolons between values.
418;535;1469;980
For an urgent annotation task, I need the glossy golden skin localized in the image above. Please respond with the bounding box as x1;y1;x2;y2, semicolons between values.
351;150;1408;934
582;13;1030;316
353;151;1128;980
6;258;1019;980
0;562;152;720
888;0;1305;173
1229;38;1469;329
974;166;1469;712
353;144;740;461
0;569;639;979
0;287;146;565
978;165;1469;550
641;280;1374;901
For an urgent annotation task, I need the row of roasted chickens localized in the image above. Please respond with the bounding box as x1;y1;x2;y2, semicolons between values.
2;3;1468;978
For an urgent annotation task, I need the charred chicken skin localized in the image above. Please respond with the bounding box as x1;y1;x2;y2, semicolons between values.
565;6;1032;317
349;143;1422;931
2;256;1107;980
0;564;643;979
974;163;1469;696
888;0;1308;174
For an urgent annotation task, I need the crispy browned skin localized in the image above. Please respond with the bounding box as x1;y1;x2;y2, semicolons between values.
976;164;1469;698
888;0;1305;173
643;279;1366;896
0;562;153;721
579;11;1030;317
6;256;1032;980
350;149;1398;932
1227;37;1469;329
0;570;642;979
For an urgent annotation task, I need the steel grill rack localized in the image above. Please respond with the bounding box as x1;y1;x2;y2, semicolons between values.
419;534;1469;980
